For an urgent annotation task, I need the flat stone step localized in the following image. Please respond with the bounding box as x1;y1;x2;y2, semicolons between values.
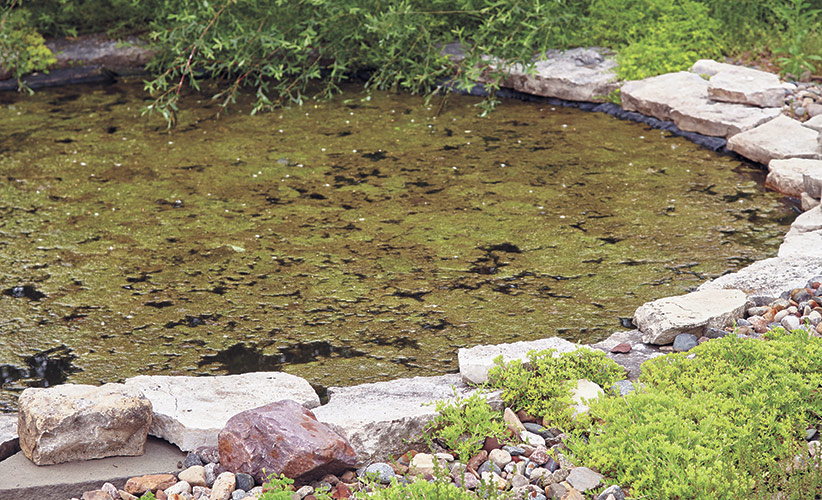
707;66;785;108
589;330;663;380
458;337;587;385
621;72;780;138
766;158;822;197
727;115;822;164
697;256;822;304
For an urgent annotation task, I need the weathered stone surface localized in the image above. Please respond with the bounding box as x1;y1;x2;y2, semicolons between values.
670;101;780;138
566;467;603;492
18;383;151;465
458;337;587;384
805;114;822;133
766;158;822;197
698;256;822;304
802;192;821;211
124;474;177;495
727;115;821;165
570;380;603;416
634;289;747;345
621;71;779;137
46;34;154;71
210;472;235;500
779;229;822;258
179;465;207;487
497;48;618;102
0;413;19;461
691;59;742;77
313;374;499;462
218;399;357;484
590;330;664;380
124;372;319;451
788;206;822;235
621;72;707;121
804;170;822;199
708;67;784;108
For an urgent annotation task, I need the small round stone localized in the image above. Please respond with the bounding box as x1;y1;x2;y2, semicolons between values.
488;448;512;469
364;463;396;484
184;452;203;468
235;473;255;492
673;333;698;352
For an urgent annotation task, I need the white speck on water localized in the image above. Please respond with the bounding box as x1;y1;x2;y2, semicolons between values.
252;174;257;178
560;215;566;219
94;213;99;216
410;119;414;123
258;171;262;174
639;135;645;139
279;129;283;133
114;163;121;167
452;166;457;170
325;183;330;187
345;120;350;124
168;141;173;145
321;148;326;152
81;162;87;166
358;218;365;221
122;137;126;141
562;124;567;128
352;149;357;153
500;163;506;167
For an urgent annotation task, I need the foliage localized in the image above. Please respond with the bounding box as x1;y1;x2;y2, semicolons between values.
772;0;822;79
425;389;509;462
0;2;56;88
259;473;333;500
487;348;623;429
138;492;157;500
570;330;822;500
586;0;724;80
355;473;509;500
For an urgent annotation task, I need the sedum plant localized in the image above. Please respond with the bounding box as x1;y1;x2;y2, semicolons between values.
425;390;508;462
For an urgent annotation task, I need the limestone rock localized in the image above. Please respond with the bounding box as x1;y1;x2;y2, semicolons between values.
124;474;177;495
634;289;747;345
727;115;821;165
779;229;822;258
698;256;822;304
621;71;779;137
691;59;742;77
805;114;822;132
218;399;357;484
804;170;822;199
313;374;499;462
788;206;822;235
0;413;19;461
210;472;235;500
766;158;822;197
802;192;820;211
707;67;784;108
458;337;587;384
124;372;319;451
497;48;618;102
621;72;707;121
179;465;207;487
566;467;603;492
18;383;152;465
590;330;664;380
570;379;603;416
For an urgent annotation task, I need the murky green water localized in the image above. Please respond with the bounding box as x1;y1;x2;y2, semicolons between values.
0;81;793;410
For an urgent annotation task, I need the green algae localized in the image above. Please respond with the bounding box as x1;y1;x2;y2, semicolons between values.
0;81;794;410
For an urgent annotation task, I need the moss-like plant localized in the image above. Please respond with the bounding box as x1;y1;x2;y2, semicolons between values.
355;474;509;500
259;473;333;500
487;348;624;429
426;390;509;462
571;329;822;499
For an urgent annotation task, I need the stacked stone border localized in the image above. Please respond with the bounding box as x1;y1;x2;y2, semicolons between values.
2;42;822;499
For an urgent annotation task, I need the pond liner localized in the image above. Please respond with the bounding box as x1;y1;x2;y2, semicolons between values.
0;65;117;91
448;81;728;152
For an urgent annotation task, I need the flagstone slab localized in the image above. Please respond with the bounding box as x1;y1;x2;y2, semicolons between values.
766;158;822;197
727;115;822;165
707;67;784;108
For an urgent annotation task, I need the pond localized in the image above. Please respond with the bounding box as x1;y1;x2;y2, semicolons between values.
0;81;794;410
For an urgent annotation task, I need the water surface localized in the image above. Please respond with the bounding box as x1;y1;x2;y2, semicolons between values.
0;81;793;410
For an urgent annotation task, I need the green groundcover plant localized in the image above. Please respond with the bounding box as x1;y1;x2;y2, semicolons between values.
570;329;822;499
426;390;509;462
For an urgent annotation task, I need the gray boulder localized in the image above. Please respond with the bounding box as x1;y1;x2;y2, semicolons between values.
124;372;319;451
634;289;747;345
313;374;501;462
727;115;821;165
804;171;822;199
18;383;152;465
779;229;822;258
458;337;587;384
707;67;784;108
0;413;19;461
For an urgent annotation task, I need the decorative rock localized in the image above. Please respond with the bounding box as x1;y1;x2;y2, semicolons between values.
672;334;699;352
511;473;530;489
634;289;747;345
571;379;604;415
210;472;236;500
125;474;177;495
597;485;626;500
561;488;585;500
766;159;822;197
196;446;220;464
165;481;191;497
504;407;527;433
802;192;821;211
494;48;619;102
192;486;211;500
529;446;550;466
530;467;552;485
566;467;603;492
552;468;570;483
782;315;801;331
179;466;207;488
458;337;587;384
610;342;631;354
806;114;822;133
610;380;635;397
454;471;479;490
410;453;436;476
313;374;499;462
183;452;203;468
488;448;512;469
82;490;113;500
546;483;567;499
18;383;152;465
707;67;784;108
0;413;19;461
480;471;508;490
124;372;320;451
101;483;119;499
521;430;546;447
805;171;822;199
230;490;248;500
727;115;821;165
467;450;488;471
364;463;395;484
779;229;822;258
590;330;663;380
218;399;356;484
205;462;219;488
235;473;255;492
503;445;526;456
295;485;314;499
477;459;503;476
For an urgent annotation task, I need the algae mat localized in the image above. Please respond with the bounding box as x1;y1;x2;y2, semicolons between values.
0;81;793;409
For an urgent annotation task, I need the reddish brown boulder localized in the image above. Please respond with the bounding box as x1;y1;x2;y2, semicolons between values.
610;343;632;354
218;400;357;483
